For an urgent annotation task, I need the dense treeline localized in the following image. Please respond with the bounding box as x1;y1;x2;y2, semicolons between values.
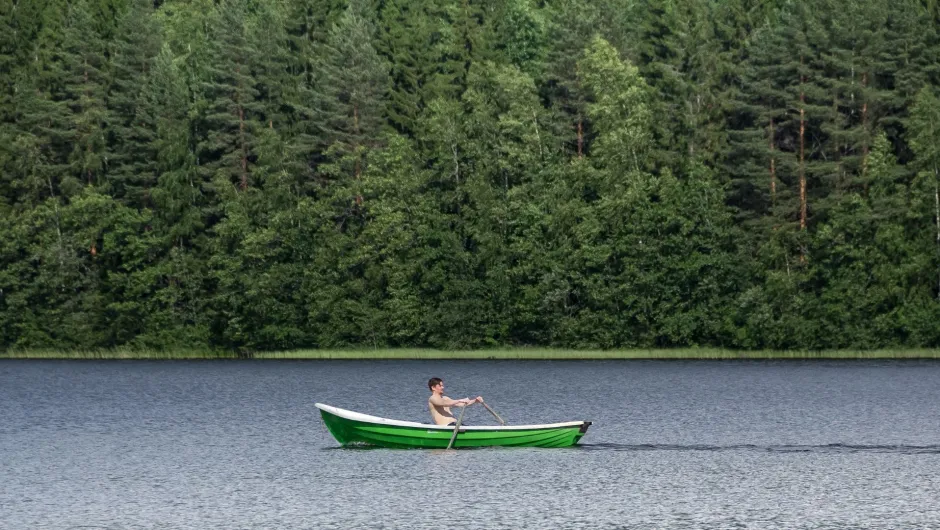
1;0;939;351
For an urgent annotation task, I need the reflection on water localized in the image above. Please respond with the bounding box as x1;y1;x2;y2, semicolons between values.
2;359;940;528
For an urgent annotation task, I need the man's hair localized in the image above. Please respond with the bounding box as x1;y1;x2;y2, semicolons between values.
428;377;443;390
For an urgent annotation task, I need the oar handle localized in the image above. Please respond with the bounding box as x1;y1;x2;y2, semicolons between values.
480;401;506;426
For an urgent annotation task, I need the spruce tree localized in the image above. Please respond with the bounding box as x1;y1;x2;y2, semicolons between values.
194;0;263;193
248;1;296;128
7;2;75;203
61;0;110;189
313;0;389;185
541;0;600;159
376;0;467;135
908;88;940;305
106;0;163;207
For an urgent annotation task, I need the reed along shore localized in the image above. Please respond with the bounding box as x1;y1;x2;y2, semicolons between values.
4;349;940;360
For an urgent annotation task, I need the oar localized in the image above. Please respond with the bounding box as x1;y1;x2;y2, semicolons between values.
480;400;506;426
446;405;468;450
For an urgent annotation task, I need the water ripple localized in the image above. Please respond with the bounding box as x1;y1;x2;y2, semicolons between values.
581;442;940;454
5;360;940;528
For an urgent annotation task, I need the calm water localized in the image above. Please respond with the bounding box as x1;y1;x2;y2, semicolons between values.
2;360;939;529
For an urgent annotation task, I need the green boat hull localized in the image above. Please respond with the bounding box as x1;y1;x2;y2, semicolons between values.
316;403;591;449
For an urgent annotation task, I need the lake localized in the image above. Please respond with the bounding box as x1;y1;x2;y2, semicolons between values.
2;360;939;528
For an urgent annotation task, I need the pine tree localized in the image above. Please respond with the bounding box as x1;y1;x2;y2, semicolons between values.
724;3;836;267
0;0;31;124
724;0;937;274
284;0;348;60
248;1;296;128
279;0;348;189
147;45;201;246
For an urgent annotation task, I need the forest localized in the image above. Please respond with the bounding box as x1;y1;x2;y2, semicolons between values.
1;0;940;351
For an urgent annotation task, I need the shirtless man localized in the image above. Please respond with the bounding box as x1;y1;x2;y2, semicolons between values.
428;377;482;426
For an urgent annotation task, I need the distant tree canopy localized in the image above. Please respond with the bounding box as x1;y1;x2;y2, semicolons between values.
1;0;939;351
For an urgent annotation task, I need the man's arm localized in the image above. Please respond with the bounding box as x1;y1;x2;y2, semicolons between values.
429;395;475;407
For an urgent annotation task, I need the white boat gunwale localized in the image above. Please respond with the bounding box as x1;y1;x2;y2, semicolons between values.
315;403;589;431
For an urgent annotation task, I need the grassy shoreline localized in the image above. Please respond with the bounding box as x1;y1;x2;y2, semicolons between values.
3;348;940;360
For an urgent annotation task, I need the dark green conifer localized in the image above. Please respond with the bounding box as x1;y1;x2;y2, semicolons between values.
376;0;467;135
105;0;163;207
61;0;110;188
194;0;263;192
313;0;389;184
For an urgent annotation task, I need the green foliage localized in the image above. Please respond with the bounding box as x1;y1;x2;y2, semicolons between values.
2;0;940;351
578;37;653;174
486;0;545;75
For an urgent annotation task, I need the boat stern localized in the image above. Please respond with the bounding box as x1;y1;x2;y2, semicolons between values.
573;421;592;444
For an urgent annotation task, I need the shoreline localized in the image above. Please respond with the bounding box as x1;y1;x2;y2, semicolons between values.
3;348;940;360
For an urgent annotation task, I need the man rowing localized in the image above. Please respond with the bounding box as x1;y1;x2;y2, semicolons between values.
428;377;482;426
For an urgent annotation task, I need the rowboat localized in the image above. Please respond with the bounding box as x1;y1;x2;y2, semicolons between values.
315;403;592;449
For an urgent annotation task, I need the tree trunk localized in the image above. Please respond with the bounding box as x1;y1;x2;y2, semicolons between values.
236;65;248;190
861;72;869;181
239;104;248;190
577;118;583;159
354;105;361;182
799;105;806;231
353;104;360;134
533;111;543;159
48;175;65;270
354;105;363;205
799;57;807;263
799;57;806;233
452;143;460;185
769;118;776;204
85;58;93;185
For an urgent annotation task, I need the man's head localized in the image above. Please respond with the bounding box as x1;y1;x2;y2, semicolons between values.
428;377;443;392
